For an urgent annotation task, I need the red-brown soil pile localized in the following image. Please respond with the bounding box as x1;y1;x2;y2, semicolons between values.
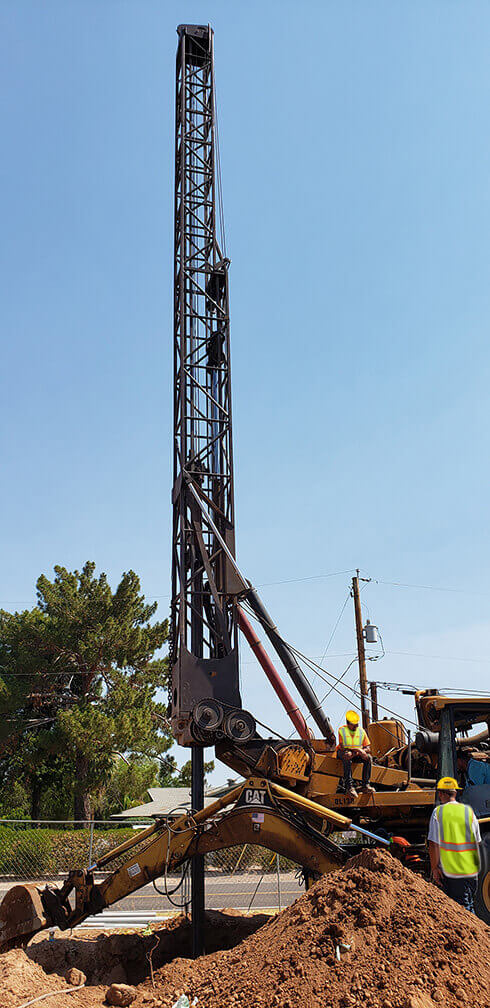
29;909;271;987
0;947;71;1007
147;848;490;1008
0;910;269;1008
0;851;489;1008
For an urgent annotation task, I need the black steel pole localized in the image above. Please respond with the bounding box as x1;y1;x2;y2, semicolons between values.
191;746;205;957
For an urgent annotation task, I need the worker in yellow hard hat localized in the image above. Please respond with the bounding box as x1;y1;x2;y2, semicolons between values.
428;776;481;914
337;710;374;800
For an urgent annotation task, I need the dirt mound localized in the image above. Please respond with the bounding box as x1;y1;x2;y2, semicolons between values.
1;853;489;1008
145;849;490;1008
27;909;271;987
0;909;269;1007
0;947;74;1008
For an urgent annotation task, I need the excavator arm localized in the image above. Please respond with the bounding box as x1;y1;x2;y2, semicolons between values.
0;777;379;950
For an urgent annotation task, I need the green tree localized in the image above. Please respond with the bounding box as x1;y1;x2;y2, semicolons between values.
159;756;214;787
0;733;74;820
93;755;160;819
0;623;75;818
0;563;170;821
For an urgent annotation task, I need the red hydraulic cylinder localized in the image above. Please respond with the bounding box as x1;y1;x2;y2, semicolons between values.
237;606;311;741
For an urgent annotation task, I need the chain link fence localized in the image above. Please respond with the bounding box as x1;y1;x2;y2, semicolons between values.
0;820;303;914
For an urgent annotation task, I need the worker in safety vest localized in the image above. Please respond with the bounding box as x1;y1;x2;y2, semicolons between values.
428;776;481;914
337;710;374;799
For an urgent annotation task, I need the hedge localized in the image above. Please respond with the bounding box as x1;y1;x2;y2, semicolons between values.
0;827;299;878
0;826;136;877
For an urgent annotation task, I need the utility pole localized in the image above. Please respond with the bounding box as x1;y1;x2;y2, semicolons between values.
369;681;379;722
352;571;370;731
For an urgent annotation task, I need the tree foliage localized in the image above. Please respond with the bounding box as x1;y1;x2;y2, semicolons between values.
0;563;170;820
91;756;161;819
159;757;214;788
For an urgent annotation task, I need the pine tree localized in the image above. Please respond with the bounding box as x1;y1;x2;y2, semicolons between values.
0;562;170;821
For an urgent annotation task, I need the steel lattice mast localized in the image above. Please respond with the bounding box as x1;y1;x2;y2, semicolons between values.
169;22;335;957
170;25;243;747
170;24;336;757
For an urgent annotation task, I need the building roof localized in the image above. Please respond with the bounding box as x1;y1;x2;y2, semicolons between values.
112;779;239;819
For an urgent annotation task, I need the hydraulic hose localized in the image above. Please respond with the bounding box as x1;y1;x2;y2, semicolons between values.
237;606;310;740
184;479;336;747
245;588;336;747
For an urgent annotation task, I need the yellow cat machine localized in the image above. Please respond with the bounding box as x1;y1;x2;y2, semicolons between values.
1;23;489;950
0;777;411;950
1;688;488;950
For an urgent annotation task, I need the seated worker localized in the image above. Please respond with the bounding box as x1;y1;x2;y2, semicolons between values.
337;710;374;799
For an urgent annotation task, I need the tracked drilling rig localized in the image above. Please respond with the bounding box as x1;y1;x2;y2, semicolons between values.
0;24;489;951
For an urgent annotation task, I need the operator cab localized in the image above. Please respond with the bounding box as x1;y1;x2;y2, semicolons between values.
416;690;490;818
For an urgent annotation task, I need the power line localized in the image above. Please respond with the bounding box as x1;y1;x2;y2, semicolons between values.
386;649;490;665
256;569;355;589
319;592;351;664
371;576;490;599
304;590;351;698
240;601;420;729
286;640;420;729
290;658;358;738
241;651;356;666
316;658;358;705
0;568;356;609
5;567;490;611
4;566;490;610
286;655;359;739
8;640;490;678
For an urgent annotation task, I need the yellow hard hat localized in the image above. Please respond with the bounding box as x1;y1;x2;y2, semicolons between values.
346;710;360;725
436;776;461;791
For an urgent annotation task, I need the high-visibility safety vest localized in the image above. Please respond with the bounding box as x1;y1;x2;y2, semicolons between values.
338;725;368;748
435;802;480;878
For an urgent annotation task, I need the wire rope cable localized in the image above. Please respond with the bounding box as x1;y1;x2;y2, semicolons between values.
239;600;420;729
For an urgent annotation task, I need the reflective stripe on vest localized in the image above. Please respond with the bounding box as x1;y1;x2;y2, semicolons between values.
339;725;362;748
435;802;480;878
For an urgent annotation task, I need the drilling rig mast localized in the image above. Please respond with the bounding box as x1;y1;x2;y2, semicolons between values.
170;25;244;748
169;23;335;755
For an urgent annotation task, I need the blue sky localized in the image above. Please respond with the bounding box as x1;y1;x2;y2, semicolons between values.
1;2;490;780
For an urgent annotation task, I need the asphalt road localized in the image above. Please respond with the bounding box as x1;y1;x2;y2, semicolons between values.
111;872;303;912
0;872;304;916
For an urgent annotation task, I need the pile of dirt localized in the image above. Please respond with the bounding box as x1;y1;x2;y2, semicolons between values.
0;947;72;1008
28;909;271;987
1;851;489;1008
146;849;490;1008
0;909;270;1007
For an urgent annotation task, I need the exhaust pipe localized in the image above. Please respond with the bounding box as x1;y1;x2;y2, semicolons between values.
416;726;489;754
